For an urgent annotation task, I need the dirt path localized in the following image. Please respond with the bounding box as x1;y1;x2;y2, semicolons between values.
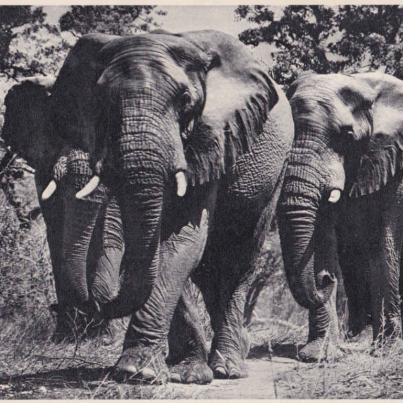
0;351;302;399
168;356;299;399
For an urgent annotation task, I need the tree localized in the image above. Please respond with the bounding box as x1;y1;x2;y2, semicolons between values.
59;6;165;36
6;24;74;78
333;6;402;78
0;7;49;77
0;6;165;79
236;5;402;85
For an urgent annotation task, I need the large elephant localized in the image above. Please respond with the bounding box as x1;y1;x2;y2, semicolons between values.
1;77;212;381
278;72;403;362
39;30;293;382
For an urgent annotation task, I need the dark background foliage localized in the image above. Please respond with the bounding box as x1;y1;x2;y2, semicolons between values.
0;6;163;79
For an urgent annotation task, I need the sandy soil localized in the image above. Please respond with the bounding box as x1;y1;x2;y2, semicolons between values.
169;356;300;399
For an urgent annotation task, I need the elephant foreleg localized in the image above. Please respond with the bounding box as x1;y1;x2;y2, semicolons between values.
201;242;253;379
338;247;371;339
87;195;125;342
336;199;374;340
371;180;403;344
298;205;341;362
167;280;212;384
199;203;275;377
114;201;213;384
90;196;124;304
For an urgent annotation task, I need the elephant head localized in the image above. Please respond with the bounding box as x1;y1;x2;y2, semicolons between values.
45;30;279;318
2;76;59;171
278;72;403;311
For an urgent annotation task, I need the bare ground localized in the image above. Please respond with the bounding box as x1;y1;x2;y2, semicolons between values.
170;356;300;399
0;342;302;399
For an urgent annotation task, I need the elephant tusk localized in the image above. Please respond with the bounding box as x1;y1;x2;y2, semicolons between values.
76;175;100;199
41;180;57;201
175;171;187;197
187;119;194;133
328;189;341;203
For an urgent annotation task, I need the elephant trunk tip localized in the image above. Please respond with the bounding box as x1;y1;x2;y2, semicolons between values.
291;270;336;309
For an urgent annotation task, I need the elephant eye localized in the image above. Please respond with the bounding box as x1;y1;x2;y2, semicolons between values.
340;125;354;137
180;90;192;110
330;126;352;154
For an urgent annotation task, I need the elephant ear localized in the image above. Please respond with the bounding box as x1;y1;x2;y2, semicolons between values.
2;76;56;169
50;33;117;155
347;75;403;197
177;30;280;185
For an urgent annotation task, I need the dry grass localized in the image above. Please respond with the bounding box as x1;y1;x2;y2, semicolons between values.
0;194;54;318
276;334;403;399
0;311;189;399
1;169;403;399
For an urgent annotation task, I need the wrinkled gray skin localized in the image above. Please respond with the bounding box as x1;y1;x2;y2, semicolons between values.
41;30;293;383
278;72;403;362
1;77;125;340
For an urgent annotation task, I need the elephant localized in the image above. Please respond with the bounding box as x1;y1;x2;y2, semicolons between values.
37;30;293;383
1;76;126;340
278;71;403;362
1;77;213;377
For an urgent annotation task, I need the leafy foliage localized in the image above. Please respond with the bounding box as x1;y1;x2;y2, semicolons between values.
236;5;402;85
333;6;402;77
0;7;56;78
59;6;165;36
0;5;164;80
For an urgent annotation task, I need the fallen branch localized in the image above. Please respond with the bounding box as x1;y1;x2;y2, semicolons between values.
33;354;104;367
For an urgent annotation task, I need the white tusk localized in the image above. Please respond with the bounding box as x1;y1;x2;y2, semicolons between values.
188;119;194;133
76;175;100;199
328;189;341;203
175;171;187;197
41;180;57;201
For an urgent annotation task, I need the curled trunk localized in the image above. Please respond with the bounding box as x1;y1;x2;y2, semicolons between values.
278;155;335;309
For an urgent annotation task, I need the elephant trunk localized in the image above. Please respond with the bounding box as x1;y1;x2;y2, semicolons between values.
59;153;105;307
61;199;101;305
278;152;335;309
102;93;184;318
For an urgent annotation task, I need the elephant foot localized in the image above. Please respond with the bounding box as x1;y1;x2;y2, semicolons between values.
170;359;213;384
114;345;169;384
345;324;372;342
298;338;343;363
209;350;247;379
